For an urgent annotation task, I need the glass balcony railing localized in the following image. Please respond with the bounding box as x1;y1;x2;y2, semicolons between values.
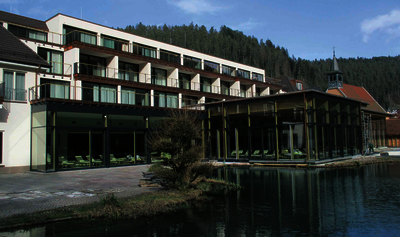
44;61;72;75
62;30;269;84
73;63;225;94
29;84;205;110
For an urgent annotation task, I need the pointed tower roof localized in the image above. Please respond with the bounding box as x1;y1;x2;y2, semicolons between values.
328;48;343;74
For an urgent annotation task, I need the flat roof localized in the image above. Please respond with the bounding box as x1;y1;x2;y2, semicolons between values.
47;13;265;72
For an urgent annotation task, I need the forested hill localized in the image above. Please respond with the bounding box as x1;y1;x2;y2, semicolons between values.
119;23;400;110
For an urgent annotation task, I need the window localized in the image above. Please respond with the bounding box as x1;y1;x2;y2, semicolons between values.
82;82;116;103
151;68;167;86
237;69;250;79
182;95;198;107
200;77;211;93
40;79;69;99
4;71;25;101
132;43;156;58
63;26;96;45
183;56;201;69
252;73;263;82
101;34;129;51
154;91;178;108
204;61;219;73
121;87;149;106
179;73;191;90
118;62;139;82
160;50;180;64
240;85;246;98
79;54;106;77
222;65;235;77
8;24;47;41
221;81;230;96
38;48;63;74
121;87;135;105
296;82;302;90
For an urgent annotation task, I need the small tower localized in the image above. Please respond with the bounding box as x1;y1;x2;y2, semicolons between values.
327;48;344;88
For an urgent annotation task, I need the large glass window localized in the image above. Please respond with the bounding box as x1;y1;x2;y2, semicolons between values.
8;24;47;41
179;73;191;90
221;81;230;96
101;34;129;51
200;77;211;93
182;95;198;107
82;82;116;103
240;85;246;98
151;68;167;86
110;132;135;166
204;61;219;73
183;56;201;69
252;72;263;82
40;79;69;99
121;87;135;105
38;48;63;74
31;128;46;171
79;54;106;77
118;61;139;82
237;69;250;79
63;26;96;45
132;43;156;58
160;50;180;64
222;65;235;77
3;71;25;101
154;91;178;108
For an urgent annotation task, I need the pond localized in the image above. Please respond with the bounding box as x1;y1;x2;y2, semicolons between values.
3;163;400;236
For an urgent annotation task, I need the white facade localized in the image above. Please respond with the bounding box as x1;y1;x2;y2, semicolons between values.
0;13;282;171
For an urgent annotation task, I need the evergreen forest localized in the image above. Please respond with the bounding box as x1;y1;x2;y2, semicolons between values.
119;23;400;110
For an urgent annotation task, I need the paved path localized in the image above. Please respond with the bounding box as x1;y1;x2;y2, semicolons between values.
0;165;161;219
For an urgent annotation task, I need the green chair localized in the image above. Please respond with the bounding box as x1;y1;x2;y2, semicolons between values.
252;150;261;158
75;156;89;166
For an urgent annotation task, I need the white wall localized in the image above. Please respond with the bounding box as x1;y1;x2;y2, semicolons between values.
0;70;36;167
46;14;264;76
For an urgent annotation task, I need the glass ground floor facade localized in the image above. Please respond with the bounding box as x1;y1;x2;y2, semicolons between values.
30;103;180;172
204;91;365;162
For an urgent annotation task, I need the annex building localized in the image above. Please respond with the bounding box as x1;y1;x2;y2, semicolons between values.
0;11;376;172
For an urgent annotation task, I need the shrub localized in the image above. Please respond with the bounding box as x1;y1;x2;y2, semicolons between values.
149;110;214;190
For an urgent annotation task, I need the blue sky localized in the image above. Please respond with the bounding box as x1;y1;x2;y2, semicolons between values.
1;0;400;60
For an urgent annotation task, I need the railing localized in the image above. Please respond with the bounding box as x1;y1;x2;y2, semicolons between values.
100;35;129;52
29;83;205;110
73;62;225;94
64;30;98;46
230;88;240;97
44;61;73;75
183;57;202;69
5;88;26;102
62;30;268;82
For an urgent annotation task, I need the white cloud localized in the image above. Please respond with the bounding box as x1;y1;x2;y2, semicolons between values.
361;9;400;43
167;0;228;14
235;18;261;31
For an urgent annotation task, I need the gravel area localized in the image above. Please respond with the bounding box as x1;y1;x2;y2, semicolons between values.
0;165;161;219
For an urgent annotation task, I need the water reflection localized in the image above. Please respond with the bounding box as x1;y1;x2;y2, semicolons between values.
3;163;400;236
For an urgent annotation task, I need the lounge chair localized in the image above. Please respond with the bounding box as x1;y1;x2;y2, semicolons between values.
59;156;74;168
252;150;261;158
75;156;90;166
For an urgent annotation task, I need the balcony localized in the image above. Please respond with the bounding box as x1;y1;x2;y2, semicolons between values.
29;84;205;110
42;61;73;76
73;63;229;98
